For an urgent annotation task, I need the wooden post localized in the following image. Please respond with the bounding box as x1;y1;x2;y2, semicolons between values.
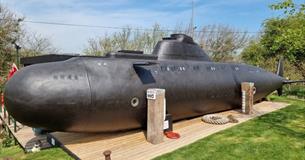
13;119;17;133
3;106;6;119
8;115;11;125
0;119;2;132
146;88;165;144
103;150;111;160
14;137;17;145
1;93;3;113
8;126;11;138
241;82;255;114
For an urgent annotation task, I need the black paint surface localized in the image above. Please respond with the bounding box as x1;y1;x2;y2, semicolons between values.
4;34;284;132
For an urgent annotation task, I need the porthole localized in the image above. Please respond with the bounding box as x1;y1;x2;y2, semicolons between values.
131;97;139;107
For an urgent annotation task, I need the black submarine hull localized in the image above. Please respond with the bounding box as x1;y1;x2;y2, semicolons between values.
4;57;283;132
4;34;285;132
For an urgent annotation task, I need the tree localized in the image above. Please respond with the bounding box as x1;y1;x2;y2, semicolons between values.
0;4;22;91
84;23;250;62
196;25;250;62
84;24;166;56
242;0;305;78
20;33;58;57
241;38;266;66
0;4;58;92
85;34;113;56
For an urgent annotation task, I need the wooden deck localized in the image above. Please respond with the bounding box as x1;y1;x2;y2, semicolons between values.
48;101;288;160
0;112;52;152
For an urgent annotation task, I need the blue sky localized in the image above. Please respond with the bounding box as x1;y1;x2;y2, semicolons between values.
1;0;304;53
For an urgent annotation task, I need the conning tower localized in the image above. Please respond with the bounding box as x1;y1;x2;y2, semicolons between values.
152;34;211;61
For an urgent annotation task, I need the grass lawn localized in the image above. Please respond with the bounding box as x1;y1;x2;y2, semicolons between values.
0;96;304;160
0;146;72;160
155;96;305;160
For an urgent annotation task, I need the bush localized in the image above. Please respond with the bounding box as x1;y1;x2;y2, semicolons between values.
1;131;15;148
283;85;305;98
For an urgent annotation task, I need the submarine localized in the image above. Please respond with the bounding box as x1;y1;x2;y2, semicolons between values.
4;34;304;132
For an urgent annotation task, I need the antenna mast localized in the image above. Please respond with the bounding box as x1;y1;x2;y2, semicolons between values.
190;0;195;38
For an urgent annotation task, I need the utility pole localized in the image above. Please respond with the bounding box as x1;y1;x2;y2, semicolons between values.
190;0;196;38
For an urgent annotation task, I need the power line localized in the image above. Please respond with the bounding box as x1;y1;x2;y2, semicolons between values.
0;18;261;34
24;20;135;30
24;20;260;34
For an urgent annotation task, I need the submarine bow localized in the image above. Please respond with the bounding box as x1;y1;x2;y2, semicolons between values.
4;58;92;131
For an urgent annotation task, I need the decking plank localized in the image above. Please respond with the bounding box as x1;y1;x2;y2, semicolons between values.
0;112;52;151
49;101;288;160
